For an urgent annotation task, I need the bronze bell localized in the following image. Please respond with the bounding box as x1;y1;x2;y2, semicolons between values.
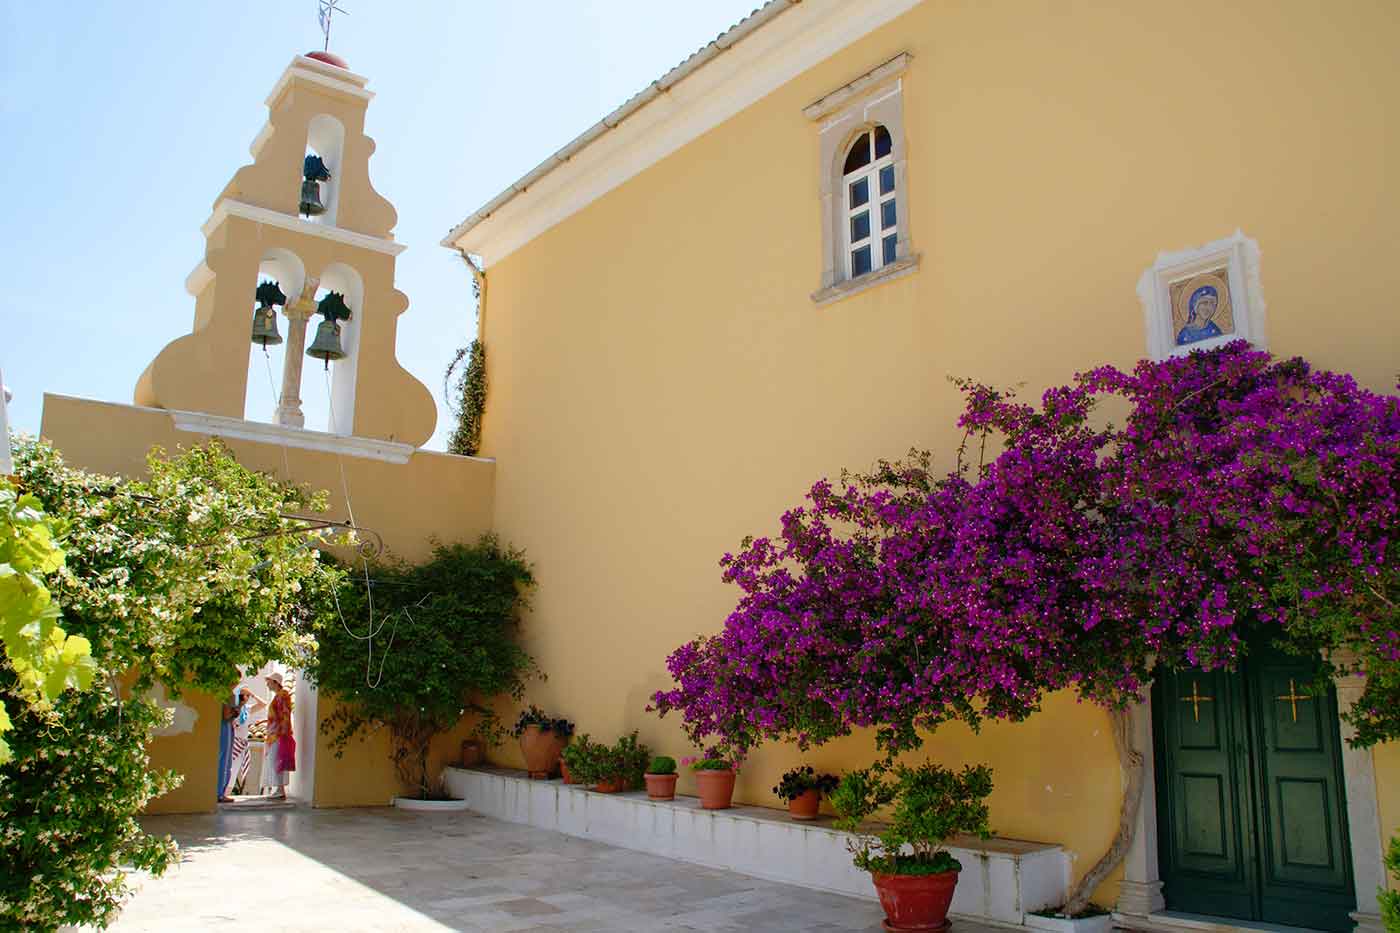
251;306;283;347
306;318;346;367
300;179;326;216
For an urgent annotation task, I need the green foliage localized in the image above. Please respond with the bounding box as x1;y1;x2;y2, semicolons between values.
772;765;840;801
0;480;94;765
690;757;732;771
832;761;993;876
562;731;650;786
511;704;573;738
309;538;536;799
3;438;331;929
446;339;487;457
646;755;676;775
1381;835;1399;933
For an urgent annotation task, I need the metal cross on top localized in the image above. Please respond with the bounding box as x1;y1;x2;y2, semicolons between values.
318;0;348;52
1180;680;1214;722
1275;678;1312;723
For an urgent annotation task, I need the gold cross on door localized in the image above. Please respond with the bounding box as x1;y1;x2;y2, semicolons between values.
1275;678;1311;723
1180;680;1213;722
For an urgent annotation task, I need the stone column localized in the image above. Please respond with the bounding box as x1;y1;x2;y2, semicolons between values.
1332;656;1387;933
274;280;318;428
1116;690;1166;919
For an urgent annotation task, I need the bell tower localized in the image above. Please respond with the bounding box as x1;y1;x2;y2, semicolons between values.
134;50;435;446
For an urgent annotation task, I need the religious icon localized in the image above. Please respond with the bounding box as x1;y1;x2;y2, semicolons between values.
1170;268;1235;347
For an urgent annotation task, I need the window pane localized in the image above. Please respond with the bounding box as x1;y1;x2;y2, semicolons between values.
850;210;871;243
852;245;872;277
849;177;869;209
874;125;892;159
881;198;897;230
843;133;871;174
883;234;898;266
879;165;895;195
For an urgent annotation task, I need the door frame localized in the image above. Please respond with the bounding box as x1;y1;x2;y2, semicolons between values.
1115;659;1388;933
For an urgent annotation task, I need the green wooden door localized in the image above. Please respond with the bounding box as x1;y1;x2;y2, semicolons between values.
1153;642;1355;931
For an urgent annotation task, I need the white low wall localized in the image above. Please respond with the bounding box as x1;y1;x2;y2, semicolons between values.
444;766;1069;926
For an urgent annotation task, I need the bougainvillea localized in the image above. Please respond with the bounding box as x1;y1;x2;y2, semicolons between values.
651;343;1400;758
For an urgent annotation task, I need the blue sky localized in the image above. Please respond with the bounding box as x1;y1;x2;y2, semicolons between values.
0;1;759;448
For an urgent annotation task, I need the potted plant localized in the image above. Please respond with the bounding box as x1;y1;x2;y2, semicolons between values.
559;732;599;786
568;732;650;793
773;765;839;821
832;761;994;933
512;706;574;779
461;710;505;768
687;754;738;810
643;756;678;800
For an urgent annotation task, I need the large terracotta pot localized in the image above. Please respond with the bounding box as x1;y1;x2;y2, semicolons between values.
870;870;959;933
787;788;821;820
694;768;736;809
460;739;484;768
518;725;563;779
644;772;678;800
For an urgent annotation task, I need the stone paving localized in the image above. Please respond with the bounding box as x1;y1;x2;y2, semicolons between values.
106;806;1005;932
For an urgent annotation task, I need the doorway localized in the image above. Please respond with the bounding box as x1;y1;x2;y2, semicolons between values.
1152;638;1356;931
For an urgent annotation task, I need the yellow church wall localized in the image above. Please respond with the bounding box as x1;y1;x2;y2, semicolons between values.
39;393;497;812
472;0;1400;906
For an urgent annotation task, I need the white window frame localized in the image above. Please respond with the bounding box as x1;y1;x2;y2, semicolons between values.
807;52;919;306
842;129;899;280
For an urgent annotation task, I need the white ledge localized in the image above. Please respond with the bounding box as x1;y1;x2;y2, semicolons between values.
444;766;1068;926
202;200;406;257
170;411;416;464
803;52;913;120
812;253;922;306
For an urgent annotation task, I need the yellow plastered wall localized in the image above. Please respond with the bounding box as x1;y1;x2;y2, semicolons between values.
40;394;496;813
474;0;1400;904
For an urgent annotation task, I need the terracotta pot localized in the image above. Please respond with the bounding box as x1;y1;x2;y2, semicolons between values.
518;725;563;779
870;870;959;933
644;772;678;800
559;757;577;784
694;768;736;809
787;787;821;820
460;739;484;768
594;775;625;794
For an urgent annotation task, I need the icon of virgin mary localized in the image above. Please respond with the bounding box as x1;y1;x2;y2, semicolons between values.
1176;285;1224;346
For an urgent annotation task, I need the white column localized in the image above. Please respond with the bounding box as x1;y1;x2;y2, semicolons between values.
1333;661;1387;933
1117;689;1166;918
0;370;13;475
274;282;317;429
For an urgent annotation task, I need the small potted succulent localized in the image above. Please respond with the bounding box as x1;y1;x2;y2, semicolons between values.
832;760;994;933
644;756;678;800
511;706;574;779
773;765;839;821
686;753;738;810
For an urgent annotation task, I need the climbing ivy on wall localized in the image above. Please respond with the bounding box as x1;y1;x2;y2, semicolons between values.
445;339;486;457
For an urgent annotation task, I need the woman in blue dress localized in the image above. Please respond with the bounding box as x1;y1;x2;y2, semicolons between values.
1176;285;1224;346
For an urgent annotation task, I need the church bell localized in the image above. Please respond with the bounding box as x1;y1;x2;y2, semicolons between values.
306;318;346;367
251;280;286;347
300;179;326;216
251;306;283;347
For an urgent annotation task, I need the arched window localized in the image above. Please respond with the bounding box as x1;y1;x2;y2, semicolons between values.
842;125;897;279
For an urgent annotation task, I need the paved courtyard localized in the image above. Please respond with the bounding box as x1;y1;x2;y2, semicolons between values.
107;806;1003;932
